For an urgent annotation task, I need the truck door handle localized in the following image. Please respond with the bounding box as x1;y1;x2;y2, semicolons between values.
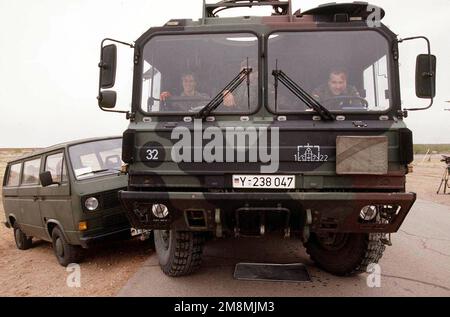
33;196;39;202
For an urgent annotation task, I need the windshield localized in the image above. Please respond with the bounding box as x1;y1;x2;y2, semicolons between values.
267;31;391;113
69;138;122;180
141;33;259;114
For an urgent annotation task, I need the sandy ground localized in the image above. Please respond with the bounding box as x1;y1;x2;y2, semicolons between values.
0;149;448;296
407;154;450;207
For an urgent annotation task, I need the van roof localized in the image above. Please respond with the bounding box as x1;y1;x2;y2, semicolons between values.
6;136;122;164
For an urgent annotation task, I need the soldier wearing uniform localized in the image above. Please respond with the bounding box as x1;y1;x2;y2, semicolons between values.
160;72;209;111
179;72;209;99
312;68;363;110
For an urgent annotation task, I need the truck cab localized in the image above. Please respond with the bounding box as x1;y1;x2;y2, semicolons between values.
96;1;436;276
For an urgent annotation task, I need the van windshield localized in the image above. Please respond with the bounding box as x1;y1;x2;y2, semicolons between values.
69;138;122;180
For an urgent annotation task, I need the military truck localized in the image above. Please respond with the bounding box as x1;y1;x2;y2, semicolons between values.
96;0;436;276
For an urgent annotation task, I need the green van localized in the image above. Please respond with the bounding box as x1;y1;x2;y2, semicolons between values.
2;136;130;266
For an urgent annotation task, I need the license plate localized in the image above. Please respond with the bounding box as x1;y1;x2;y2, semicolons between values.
232;175;295;189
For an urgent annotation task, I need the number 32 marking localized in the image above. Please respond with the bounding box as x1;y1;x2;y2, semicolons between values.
146;149;159;160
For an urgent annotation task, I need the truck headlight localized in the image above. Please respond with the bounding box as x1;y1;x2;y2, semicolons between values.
85;197;99;211
360;205;377;221
152;204;169;218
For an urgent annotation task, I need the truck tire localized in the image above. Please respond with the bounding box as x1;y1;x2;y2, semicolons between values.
51;227;84;266
154;230;205;277
13;223;33;250
305;232;385;276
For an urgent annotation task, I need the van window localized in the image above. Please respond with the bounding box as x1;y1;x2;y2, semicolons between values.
22;158;41;185
45;153;68;184
69;138;122;180
99;147;122;170
80;153;102;171
6;163;21;187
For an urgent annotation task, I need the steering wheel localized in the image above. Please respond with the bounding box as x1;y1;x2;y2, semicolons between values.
160;96;210;112
321;95;369;110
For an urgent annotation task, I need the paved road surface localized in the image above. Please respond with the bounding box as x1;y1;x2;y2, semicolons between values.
118;199;450;296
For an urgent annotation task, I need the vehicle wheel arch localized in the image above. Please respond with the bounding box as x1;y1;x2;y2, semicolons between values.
46;220;69;241
51;226;84;266
12;220;33;250
8;214;18;227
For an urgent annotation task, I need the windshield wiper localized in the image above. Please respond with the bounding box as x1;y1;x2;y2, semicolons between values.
272;69;335;121
196;67;252;119
77;168;120;178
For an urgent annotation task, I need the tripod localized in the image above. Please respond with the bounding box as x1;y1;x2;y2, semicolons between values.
436;162;450;194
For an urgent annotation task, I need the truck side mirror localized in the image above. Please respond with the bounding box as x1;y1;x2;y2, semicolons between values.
40;171;60;187
415;54;436;99
98;90;117;109
99;44;117;89
97;39;133;114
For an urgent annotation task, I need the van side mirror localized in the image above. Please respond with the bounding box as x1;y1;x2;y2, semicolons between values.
416;54;436;99
99;44;117;89
39;171;60;187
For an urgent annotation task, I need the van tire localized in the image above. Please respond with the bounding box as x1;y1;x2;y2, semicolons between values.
154;230;205;277
51;227;84;266
13;223;33;250
305;232;385;276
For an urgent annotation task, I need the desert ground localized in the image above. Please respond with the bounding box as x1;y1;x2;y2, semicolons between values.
0;149;448;296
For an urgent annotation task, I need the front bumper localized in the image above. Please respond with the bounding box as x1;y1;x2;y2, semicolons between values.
79;226;131;248
119;190;416;234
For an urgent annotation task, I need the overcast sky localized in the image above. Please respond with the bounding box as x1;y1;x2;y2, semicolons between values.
0;0;449;147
